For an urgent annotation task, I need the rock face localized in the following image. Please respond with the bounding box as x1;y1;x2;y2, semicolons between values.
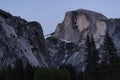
0;9;49;69
47;9;120;71
54;9;107;43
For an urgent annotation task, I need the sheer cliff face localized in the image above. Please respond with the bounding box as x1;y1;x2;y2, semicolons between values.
0;10;49;68
54;9;107;43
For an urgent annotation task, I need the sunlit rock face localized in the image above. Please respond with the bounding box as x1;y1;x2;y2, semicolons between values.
54;9;107;43
0;9;49;69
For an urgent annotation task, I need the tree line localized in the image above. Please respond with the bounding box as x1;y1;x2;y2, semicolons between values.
0;59;36;80
0;60;74;80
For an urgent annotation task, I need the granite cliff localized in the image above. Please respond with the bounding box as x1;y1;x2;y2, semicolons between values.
0;9;49;69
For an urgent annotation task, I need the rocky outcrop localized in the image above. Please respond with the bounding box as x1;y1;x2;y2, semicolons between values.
54;9;107;43
0;9;49;69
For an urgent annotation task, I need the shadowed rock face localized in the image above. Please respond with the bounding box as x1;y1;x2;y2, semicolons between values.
106;19;120;51
54;9;107;43
0;9;49;69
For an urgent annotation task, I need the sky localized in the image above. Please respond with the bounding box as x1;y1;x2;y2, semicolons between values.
0;0;120;35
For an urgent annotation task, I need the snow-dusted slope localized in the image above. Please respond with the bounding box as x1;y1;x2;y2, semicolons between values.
0;9;49;69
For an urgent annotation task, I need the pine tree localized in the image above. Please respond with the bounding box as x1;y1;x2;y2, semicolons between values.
90;35;99;75
84;34;99;80
85;35;91;73
101;32;120;80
